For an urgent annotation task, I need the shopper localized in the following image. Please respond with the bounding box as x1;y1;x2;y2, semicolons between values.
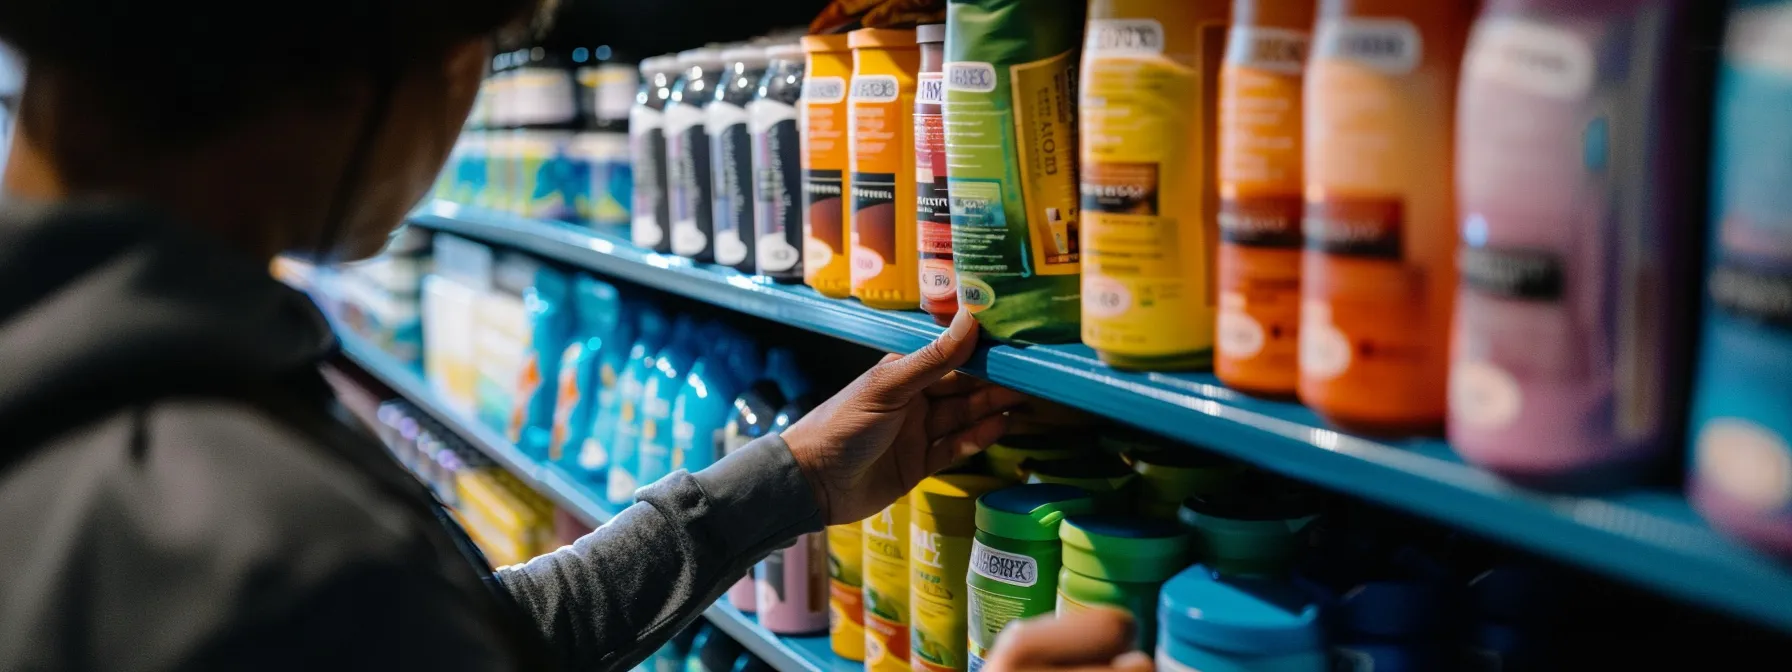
0;2;1154;671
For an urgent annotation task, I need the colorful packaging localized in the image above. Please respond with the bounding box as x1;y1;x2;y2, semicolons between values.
752;44;809;282
967;485;1097;670
571;60;636;226
1111;434;1246;520
915;24;958;324
607;314;689;504
724;378;789;614
671;338;749;475
634;55;679;252
474;254;538;435
667;48;727;262
635;321;707;487
1689;0;1792;557
510;266;574;460
848;28;923;310
712;46;772;272
982;434;1088;483
944;0;1086;344
758;531;832;634
1056;515;1190;650
1450;0;1705;485
548;276;623;465
909;475;1005;672
863;495;912;672
1214;0;1315;396
1078;0;1229;370
1157;566;1326;672
582;305;665;484
450;131;490;207
1298;0;1472;433
1023;453;1138;508
830;523;869;661
803;35;856;298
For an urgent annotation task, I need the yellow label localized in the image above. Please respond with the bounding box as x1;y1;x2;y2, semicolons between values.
1009;49;1082;276
910;517;974;672
1079;19;1227;359
864;498;911;672
829;523;868;661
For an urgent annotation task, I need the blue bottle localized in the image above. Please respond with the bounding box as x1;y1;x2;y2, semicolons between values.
762;347;813;402
633;318;707;490
510;266;575;460
1157;566;1326;672
567;298;640;477
671;338;750;475
549;276;624;466
605;310;679;504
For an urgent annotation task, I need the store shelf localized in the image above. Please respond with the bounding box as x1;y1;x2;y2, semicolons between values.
406;200;1792;634
337;331;840;672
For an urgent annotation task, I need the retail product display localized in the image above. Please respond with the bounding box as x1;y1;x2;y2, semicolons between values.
1057;515;1191;650
1179;477;1320;578
803;34;856;298
1158;567;1326;672
635;55;679;251
668;48;727;262
1451;0;1707;486
571;55;637;227
914;24;957;324
1298;0;1471;433
512;266;574;460
909;475;1005;672
1690;0;1792;558
982;434;1088;483
1078;0;1228;371
967;485;1098;669
712;46;772;272
1113;434;1246;520
1024;453;1138;506
326;227;431;369
848;28;922;310
475;253;542;433
1214;0;1314;396
751;44;809;282
551;277;628;468
829;522;870;661
759;532;831;634
589;306;670;487
862;494;912;672
943;0;1086;344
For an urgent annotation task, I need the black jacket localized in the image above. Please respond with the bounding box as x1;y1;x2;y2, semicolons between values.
0;202;823;671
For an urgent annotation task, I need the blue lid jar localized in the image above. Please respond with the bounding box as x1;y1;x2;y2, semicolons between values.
1157;565;1325;672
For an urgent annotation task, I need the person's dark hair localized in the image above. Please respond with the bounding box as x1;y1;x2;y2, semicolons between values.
0;0;551;147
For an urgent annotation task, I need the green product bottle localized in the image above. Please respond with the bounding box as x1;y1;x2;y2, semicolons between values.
982;434;1091;483
1102;430;1247;520
1177;485;1320;578
967;485;1097;670
1023;454;1137;510
943;0;1086;344
1056;515;1190;651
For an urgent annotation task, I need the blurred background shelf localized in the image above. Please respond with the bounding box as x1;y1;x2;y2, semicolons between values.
338;330;839;672
402;200;1792;634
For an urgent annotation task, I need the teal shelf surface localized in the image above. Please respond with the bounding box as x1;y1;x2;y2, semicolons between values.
339;331;842;672
404;200;1792;634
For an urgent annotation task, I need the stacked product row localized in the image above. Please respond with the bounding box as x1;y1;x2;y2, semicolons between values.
593;0;1792;558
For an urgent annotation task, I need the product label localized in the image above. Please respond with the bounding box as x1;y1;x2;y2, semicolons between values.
968;541;1037;587
1225;26;1310;75
1464;17;1595;100
1080;20;1226;357
1314;18;1422;75
710;101;754;267
751;98;804;275
807;76;848;104
550;343;585;454
630;108;669;248
570;132;633;226
1219;197;1304;248
863;503;910;672
917;71;957;312
1303;197;1404;259
851;175;899;287
828;524;867;648
803;68;851;290
1459;247;1564;300
665;102;713;257
805;170;846;273
1712;265;1792;327
910;522;971;672
852;74;902;103
850;65;916;305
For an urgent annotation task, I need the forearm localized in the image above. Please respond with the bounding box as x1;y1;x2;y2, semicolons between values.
493;436;824;672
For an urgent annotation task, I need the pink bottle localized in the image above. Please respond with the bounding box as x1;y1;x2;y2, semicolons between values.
755;531;829;634
1449;0;1707;486
728;573;757;613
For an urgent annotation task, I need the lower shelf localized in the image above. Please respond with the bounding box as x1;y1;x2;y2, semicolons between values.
339;331;840;672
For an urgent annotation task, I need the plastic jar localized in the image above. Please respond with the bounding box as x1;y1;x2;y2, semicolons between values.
800;34;854;298
1105;431;1247;520
846;27;922;310
827;523;867;661
1178;489;1319;578
914;22;956;324
967;485;1098;670
1158;565;1325;672
982;434;1090;483
1025;453;1139;508
909;475;1006;672
863;494;912;672
757;531;829;634
1057;515;1191;650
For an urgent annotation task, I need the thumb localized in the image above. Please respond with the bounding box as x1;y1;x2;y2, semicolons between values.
870;309;980;400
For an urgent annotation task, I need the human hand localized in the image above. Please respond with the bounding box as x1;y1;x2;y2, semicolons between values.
781;310;1027;524
983;608;1154;672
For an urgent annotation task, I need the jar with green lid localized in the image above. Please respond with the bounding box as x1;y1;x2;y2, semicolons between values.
1177;484;1320;578
1057;514;1190;650
1106;431;1247;520
982;433;1091;483
1023;453;1137;508
967;484;1097;671
910;475;1006;672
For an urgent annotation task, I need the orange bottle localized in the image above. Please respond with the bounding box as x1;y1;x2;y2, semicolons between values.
848;28;923;310
1298;0;1471;433
1214;0;1314;396
803;34;855;299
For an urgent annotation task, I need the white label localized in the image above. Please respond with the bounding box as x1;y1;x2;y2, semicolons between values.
1465;18;1595;100
758;234;801;272
850;74;900;103
911;523;945;569
1697;418;1792;511
671;222;707;256
630;106;663;132
921;266;956;301
706;101;749;135
663;101;706;135
1225;26;1310;75
1299;300;1351;380
1315;18;1423;74
850;245;886;280
1083;276;1131;319
1086;18;1167;56
633;218;666;248
1727;3;1792;75
578;436;608;471
1218;307;1267;359
805;237;835;269
804;76;847;104
969;540;1038;587
748;98;798;134
716;231;749;266
917;72;945;105
1449;361;1524;430
946;62;998;93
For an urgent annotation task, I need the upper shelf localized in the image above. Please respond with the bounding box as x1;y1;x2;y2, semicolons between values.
405;201;1792;634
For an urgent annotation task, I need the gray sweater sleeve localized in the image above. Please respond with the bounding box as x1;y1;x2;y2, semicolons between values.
493;434;826;672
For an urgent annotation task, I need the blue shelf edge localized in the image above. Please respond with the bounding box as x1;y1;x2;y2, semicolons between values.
338;331;836;672
406;200;1792;634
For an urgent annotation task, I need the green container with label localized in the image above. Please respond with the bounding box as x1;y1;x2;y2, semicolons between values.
967;484;1098;670
1024;453;1137;509
1056;514;1190;651
982;434;1091;483
1177;485;1320;578
943;0;1086;344
1103;430;1247;521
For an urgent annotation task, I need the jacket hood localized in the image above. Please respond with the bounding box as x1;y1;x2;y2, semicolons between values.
0;200;335;431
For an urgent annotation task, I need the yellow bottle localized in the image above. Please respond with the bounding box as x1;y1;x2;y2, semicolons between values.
848;28;923;310
909;475;1006;672
864;495;912;672
828;523;868;661
802;34;855;299
1078;0;1232;370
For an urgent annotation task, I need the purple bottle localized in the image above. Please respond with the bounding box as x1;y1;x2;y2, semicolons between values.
1449;0;1708;486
